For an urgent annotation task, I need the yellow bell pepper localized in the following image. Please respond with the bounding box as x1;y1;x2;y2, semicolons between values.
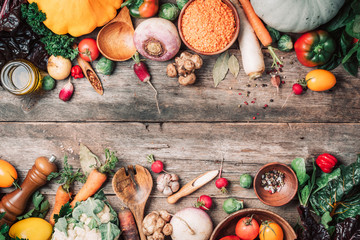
28;0;123;37
9;218;53;240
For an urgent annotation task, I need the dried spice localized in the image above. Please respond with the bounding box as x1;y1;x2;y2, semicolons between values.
228;55;240;77
261;169;285;193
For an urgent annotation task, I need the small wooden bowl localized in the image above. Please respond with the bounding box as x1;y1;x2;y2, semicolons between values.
254;162;298;207
178;0;240;55
210;208;297;240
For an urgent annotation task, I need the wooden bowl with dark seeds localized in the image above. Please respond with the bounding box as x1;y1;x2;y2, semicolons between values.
254;162;298;207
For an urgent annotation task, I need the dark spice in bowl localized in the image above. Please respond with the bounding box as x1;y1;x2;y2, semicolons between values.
261;170;285;194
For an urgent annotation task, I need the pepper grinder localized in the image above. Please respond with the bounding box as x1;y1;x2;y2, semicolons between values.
0;156;57;226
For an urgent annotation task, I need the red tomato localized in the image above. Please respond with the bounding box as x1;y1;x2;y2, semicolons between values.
78;38;100;62
220;236;241;240
235;216;259;240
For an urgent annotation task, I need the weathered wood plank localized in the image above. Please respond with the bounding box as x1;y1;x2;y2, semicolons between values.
0;49;359;122
0;122;359;227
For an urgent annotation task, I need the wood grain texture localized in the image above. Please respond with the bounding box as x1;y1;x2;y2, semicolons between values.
0;50;359;122
0;122;359;226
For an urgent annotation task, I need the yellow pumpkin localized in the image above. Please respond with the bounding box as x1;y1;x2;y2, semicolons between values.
28;0;123;37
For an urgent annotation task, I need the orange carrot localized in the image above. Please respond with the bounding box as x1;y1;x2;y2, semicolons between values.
71;149;119;208
47;156;85;225
50;186;72;225
118;207;140;240
70;169;107;208
238;0;283;67
238;0;271;47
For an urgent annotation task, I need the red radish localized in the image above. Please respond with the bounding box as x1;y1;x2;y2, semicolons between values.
216;156;229;193
147;154;164;173
132;52;160;114
282;83;305;108
195;195;213;210
215;178;229;193
59;78;74;102
292;83;304;95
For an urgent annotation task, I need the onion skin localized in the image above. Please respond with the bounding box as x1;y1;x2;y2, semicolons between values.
134;18;181;61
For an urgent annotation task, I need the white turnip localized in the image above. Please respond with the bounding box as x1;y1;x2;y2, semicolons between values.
171;207;213;240
47;55;72;80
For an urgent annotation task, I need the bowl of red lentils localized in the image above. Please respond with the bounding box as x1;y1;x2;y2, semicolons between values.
178;0;240;55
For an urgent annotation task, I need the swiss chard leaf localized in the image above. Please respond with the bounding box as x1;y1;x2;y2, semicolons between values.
291;158;310;186
309;155;360;219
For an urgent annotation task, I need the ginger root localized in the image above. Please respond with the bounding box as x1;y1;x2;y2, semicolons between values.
166;51;203;86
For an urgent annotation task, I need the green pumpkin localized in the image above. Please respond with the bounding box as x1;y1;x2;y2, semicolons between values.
250;0;345;33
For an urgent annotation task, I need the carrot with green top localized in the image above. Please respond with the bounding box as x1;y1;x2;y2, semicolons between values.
71;149;119;208
238;0;283;68
48;156;85;225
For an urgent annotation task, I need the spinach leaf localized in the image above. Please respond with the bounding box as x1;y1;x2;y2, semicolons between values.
325;3;353;32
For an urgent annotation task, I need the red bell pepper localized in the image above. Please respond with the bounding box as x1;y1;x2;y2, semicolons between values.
294;30;336;67
316;153;338;173
71;65;84;79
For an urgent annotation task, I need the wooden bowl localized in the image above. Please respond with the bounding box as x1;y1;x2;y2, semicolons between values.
210;208;297;240
254;162;298;207
177;0;240;55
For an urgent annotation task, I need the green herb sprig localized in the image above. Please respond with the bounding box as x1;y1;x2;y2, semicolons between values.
21;3;78;60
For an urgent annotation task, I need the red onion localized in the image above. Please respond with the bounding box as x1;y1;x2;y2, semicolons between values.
133;18;181;61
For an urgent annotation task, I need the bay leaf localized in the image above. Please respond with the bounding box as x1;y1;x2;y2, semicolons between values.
213;51;229;87
228;55;240;77
79;143;100;176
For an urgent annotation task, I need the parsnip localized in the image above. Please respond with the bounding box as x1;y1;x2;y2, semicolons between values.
231;0;265;79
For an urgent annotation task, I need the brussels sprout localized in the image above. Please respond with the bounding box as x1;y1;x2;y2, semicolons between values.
42;75;56;91
96;57;115;75
176;0;188;10
223;198;244;214
278;34;293;52
266;25;281;42
239;173;253;189
159;3;180;21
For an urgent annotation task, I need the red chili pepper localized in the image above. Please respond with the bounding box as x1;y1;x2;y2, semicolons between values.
71;65;84;79
316;153;338;173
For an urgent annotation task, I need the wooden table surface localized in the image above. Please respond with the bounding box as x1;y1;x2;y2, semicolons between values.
1;17;360;237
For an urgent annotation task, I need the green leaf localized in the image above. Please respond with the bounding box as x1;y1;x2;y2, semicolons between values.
32;191;44;209
320;212;332;229
53;202;72;224
346;17;360;39
300;185;310;206
228;55;239;78
266;25;280;42
99;222;121;240
353;15;360;33
343;58;359;76
313;168;341;194
213;51;229;87
291;158;310;186
325;3;353;32
342;43;359;63
94;189;107;201
72;198;104;224
54;217;68;235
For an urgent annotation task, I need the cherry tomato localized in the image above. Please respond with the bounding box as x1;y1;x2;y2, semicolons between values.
220;236;240;240
259;221;284;240
78;38;100;62
305;69;336;91
0;159;18;188
235;216;259;240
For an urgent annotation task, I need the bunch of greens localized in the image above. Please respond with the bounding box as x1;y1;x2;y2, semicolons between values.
292;155;360;240
21;3;78;60
17;191;50;220
319;0;360;76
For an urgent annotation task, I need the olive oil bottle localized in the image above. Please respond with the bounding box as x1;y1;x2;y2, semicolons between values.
0;60;42;95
